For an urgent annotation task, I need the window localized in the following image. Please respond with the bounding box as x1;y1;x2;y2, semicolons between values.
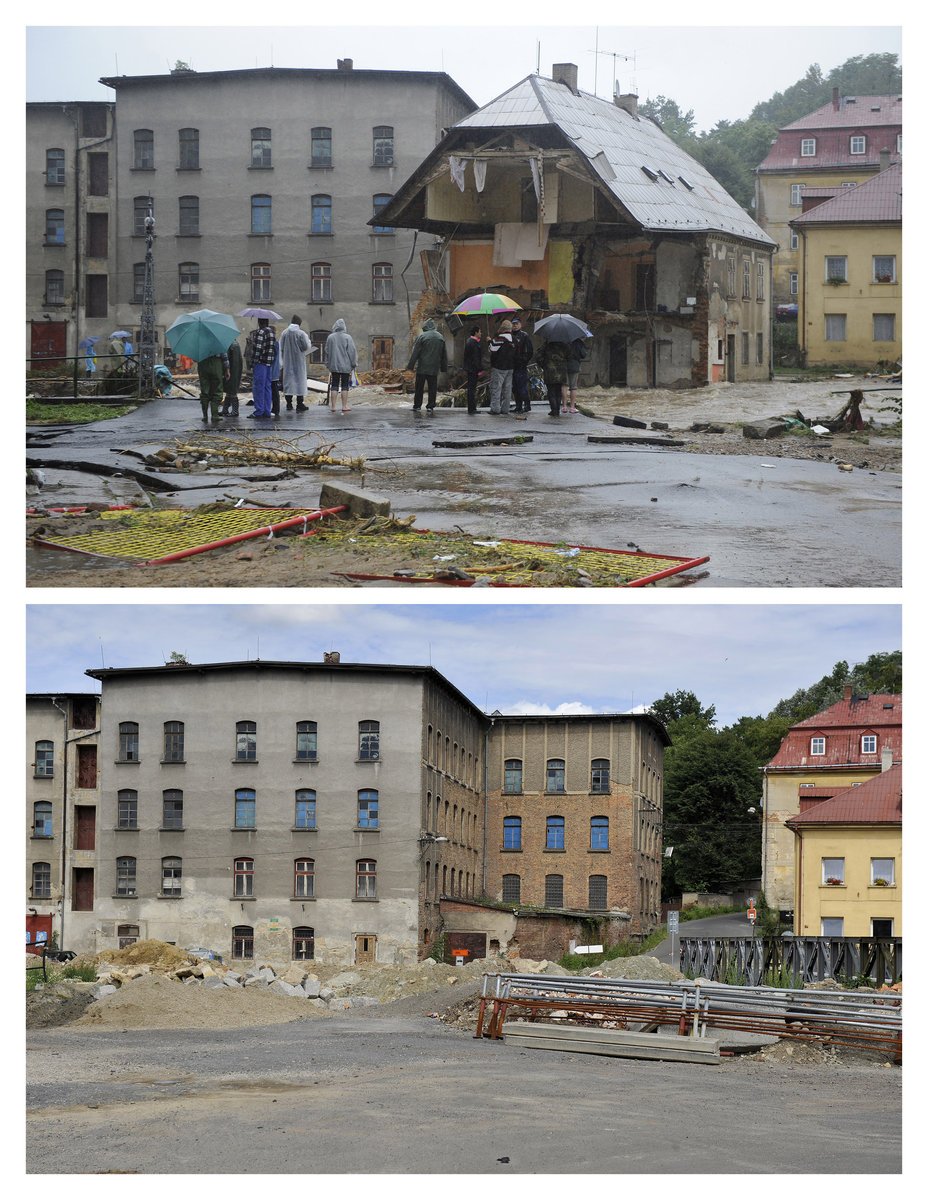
311;127;332;168
896;133;902;154
356;859;377;899
546;815;565;850
117;924;139;949
504;759;523;793
372;125;394;167
849;135;866;155
45;270;65;305
251;262;271;303
742;259;752;299
861;734;878;754
372;194;394;234
372;262;394;303
45;209;65;245
178;195;199;236
756;332;764;364
293;926;315;959
822;857;845;885
311;194;332;235
590;759;610;793
85;274;108;318
295;721;318;761
503;815;522;850
117;789;138;830
741;332;750;365
789;272;799;296
311;262;332;303
871;918;894;939
294;789;317;830
358;789;380;829
871;858;895;886
133;129;154;170
116;856;137;896
800;137;816;157
162;789;184;830
821;917;844;937
873;255;896;284
35;740;54;777
178;262;199;302
825;314;847;342
45;147;66;185
825;256;848;282
178;127;199;170
234;788;256;829
502;874;521;903
235;721;256;761
789;183;804;207
32;862;51;898
589;875;608;910
163;721;184;762
294;859;315;898
756;261;765;300
133;197;153;236
590;815;609;850
546;759;565;792
33;801;53;838
88;152;108;196
251;195;272;235
810;736;826;755
545;874;564;906
133;263;145;303
232;925;254;958
359;720;380;760
161;856;182;896
726;255;736;296
873;314;896;342
233;858;254;897
251;127;272;168
789;230;799;251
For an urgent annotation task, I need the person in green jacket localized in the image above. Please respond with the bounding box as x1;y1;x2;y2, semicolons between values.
406;318;448;415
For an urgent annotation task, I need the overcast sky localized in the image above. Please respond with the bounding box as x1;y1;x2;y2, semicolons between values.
25;10;902;134
26;602;900;727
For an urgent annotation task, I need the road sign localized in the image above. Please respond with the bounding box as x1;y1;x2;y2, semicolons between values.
667;911;679;932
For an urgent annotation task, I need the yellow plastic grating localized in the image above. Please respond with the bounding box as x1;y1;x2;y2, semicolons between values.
36;508;314;561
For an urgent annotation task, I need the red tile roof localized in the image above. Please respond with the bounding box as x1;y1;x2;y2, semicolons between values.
792;162;902;225
756;96;901;172
766;692;902;771
786;765;901;827
782;96;902;131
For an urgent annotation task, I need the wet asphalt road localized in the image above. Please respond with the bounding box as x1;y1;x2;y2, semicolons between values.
27;396;901;587
27;1011;901;1174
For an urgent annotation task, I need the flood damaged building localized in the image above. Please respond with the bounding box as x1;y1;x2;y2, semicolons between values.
373;63;776;388
29;657;666;966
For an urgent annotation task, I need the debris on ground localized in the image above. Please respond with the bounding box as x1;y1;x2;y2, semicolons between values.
579;954;686;983
169;432;365;471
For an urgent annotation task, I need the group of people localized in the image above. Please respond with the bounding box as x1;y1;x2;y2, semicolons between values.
195;317;359;424
464;318;586;417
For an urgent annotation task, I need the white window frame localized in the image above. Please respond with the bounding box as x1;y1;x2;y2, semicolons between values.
873;313;896;342
789;272;799;296
810;736;826;755
849;135;866;155
872;255;896;284
821;917;844;937
861;734;877;754
800;138;816;157
870;858;895;886
825;256;848;283
789;183;803;206
789;230;799;251
822;857;845;885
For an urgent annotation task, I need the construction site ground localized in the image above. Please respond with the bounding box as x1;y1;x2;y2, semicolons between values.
26;943;901;1174
26;374;901;588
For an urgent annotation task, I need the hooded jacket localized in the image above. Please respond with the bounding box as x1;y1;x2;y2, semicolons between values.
324;319;358;374
406;319;448;376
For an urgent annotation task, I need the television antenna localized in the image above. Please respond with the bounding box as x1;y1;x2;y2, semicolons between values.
591;34;637;99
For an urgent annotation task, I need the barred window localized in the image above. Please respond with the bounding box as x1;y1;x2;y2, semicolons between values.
502;873;521;903
589;875;608;909
544;874;564;906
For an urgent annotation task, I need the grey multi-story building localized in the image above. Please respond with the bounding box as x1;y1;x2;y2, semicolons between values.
26;62;476;371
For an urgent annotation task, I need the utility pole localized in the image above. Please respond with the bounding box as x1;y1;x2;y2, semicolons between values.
138;206;157;398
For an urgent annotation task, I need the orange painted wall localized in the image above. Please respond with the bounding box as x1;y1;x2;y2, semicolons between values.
450;242;551;296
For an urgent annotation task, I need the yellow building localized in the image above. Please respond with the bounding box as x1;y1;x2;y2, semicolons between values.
790;162;901;368
786;764;901;939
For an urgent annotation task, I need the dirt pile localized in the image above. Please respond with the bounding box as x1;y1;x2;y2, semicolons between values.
93;938;197;972
580;954;685;983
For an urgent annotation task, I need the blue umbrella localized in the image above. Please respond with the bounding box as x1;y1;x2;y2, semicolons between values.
78;336;100;350
533;313;593;342
165;309;241;361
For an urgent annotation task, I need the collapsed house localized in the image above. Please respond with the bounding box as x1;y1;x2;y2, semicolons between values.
374;64;776;388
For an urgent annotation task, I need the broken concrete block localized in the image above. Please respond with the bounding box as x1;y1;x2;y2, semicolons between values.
319;987;335;1001
281;966;308;987
318;481;391;519
91;984;118;1000
268;980;303;997
222;975;243;988
743;419;789;440
612;415;648;429
328;970;362;990
201;976;226;989
243;974;266;988
257;967;277;984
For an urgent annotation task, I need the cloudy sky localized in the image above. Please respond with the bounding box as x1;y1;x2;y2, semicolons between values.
25;9;902;134
27;602;900;727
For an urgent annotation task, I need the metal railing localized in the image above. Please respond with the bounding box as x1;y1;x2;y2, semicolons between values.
679;936;901;986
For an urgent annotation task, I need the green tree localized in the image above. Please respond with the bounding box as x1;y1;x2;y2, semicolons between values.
649;689;716;730
640;95;697;143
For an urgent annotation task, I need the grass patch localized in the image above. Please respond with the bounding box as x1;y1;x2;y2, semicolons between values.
26;962;97;992
27;401;136;425
559;926;667;972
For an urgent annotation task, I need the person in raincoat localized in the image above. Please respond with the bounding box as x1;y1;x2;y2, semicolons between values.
406;317;448;415
279;315;312;411
324;318;358;413
219;338;243;416
197;350;230;425
270;328;282;417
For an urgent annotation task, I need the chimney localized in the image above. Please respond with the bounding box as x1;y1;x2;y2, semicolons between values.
552;62;578;93
614;90;639;118
843;685;853;700
323;651;341;664
337;58;354;71
879;148;891;172
832;86;840;111
881;747;894;773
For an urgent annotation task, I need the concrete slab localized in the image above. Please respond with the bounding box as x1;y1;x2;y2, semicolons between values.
503;1021;721;1063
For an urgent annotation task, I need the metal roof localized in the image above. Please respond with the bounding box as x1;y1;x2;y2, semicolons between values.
792;162;902;225
786;765;901;827
456;75;773;245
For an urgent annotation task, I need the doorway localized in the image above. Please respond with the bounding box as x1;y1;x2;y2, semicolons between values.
354;933;377;964
608;336;627;385
31;321;67;367
371;337;394;371
726;334;736;382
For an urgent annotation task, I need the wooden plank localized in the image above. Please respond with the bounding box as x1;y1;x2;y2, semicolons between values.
502;1021;720;1064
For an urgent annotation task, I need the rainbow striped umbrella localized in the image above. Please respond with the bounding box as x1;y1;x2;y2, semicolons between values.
451;292;522;317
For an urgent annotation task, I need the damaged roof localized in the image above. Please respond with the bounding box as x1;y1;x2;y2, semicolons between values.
382;74;773;246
